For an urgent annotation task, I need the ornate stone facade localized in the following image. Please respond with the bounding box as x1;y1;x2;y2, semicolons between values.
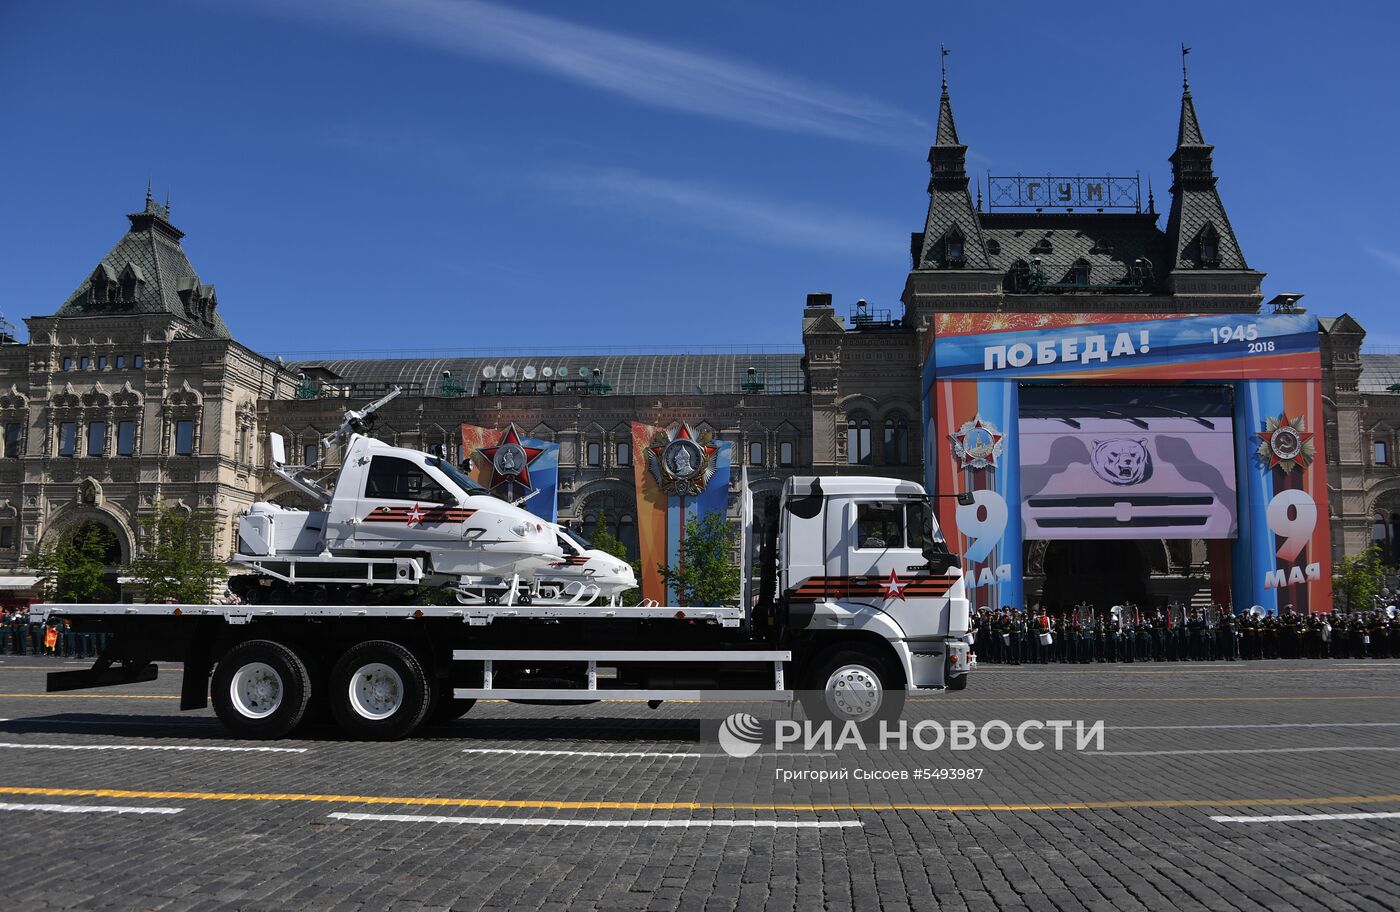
4;70;1395;608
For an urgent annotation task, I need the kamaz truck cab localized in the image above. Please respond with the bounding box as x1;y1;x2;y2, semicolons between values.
768;476;972;713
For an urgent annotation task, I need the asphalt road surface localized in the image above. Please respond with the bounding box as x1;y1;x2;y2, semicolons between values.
1;657;1398;911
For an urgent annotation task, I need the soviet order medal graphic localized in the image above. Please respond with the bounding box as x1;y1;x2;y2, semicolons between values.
949;415;1004;469
1257;412;1315;473
647;423;718;497
477;423;545;498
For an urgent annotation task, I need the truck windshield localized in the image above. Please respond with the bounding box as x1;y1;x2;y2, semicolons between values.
426;457;487;495
561;528;593;551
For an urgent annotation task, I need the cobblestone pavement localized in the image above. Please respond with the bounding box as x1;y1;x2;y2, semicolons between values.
1;657;1398;911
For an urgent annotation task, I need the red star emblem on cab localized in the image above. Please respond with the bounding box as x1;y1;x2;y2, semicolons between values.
404;503;425;528
881;570;908;601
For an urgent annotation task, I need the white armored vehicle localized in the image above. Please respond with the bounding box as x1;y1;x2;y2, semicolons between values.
229;389;631;607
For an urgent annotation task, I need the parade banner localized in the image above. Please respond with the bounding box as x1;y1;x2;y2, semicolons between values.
460;422;559;523
926;310;1331;614
631;421;732;604
1234;378;1330;614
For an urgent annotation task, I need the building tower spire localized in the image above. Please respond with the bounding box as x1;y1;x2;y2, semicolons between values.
907;47;989;274
1164;55;1250;274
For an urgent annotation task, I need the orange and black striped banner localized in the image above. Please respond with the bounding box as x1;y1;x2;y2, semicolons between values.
788;575;957;602
361;506;477;525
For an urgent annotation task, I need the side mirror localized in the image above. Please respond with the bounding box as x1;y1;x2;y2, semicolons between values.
269;432;286;468
784;478;823;520
924;548;959;574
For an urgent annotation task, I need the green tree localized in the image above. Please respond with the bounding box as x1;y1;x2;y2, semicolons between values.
127;504;228;604
588;512;642;606
1333;545;1387;612
658;511;740;607
26;522;118;603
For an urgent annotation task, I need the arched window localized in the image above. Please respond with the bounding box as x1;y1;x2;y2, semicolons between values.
1374;438;1389;466
749;440;764;466
944;228;965;267
779;440;795;468
586;440;602;467
1199;224;1220;267
619;514;637;559
0;505;16;550
883;417;909;466
1373;511;1400;566
578;492;639;560
847;416;871;465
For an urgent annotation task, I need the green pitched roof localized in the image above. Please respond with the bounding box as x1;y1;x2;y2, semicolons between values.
54;194;231;338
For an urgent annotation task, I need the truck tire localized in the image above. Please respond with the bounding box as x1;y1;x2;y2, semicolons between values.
329;640;432;740
211;640;313;740
799;645;905;727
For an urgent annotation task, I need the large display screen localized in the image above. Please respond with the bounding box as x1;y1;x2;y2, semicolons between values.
1018;385;1237;540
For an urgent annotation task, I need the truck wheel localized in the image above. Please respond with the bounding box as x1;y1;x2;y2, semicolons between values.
329;641;432;740
800;646;905;726
211;640;312;740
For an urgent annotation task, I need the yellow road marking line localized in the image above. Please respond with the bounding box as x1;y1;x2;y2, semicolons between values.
2;785;1400;814
0;693;178;700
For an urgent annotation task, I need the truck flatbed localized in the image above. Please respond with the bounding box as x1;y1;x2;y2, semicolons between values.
30;602;746;627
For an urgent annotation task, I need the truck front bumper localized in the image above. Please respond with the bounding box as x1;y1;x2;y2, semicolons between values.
902;636;972;689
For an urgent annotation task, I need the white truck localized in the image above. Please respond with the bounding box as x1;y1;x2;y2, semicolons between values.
32;397;973;740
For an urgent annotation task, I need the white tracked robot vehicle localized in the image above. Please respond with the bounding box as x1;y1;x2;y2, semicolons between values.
231;389;634;606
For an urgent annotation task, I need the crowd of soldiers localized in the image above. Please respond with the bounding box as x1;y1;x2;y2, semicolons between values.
972;604;1400;664
0;606;110;659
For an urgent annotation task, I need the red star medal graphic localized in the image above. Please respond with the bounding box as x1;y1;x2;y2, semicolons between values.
881;570;908;601
949;415;1005;470
478;423;545;496
405;503;425;528
1256;412;1315;473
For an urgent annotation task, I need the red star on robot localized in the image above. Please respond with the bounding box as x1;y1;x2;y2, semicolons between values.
881;570;908;601
478;423;545;496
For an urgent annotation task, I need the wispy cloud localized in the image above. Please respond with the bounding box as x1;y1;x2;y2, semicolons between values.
551;168;905;259
1364;244;1400;274
264;0;925;146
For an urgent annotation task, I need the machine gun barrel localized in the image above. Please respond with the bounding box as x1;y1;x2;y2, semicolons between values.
322;386;403;450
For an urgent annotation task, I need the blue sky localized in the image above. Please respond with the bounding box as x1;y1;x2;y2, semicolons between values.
2;0;1397;354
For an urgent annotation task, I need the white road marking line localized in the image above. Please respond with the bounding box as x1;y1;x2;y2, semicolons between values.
1096;746;1400;757
462;747;719;758
1113;721;1400;731
328;812;860;829
1211;811;1400;824
0;741;305;753
460;748;827;759
0;802;183;815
